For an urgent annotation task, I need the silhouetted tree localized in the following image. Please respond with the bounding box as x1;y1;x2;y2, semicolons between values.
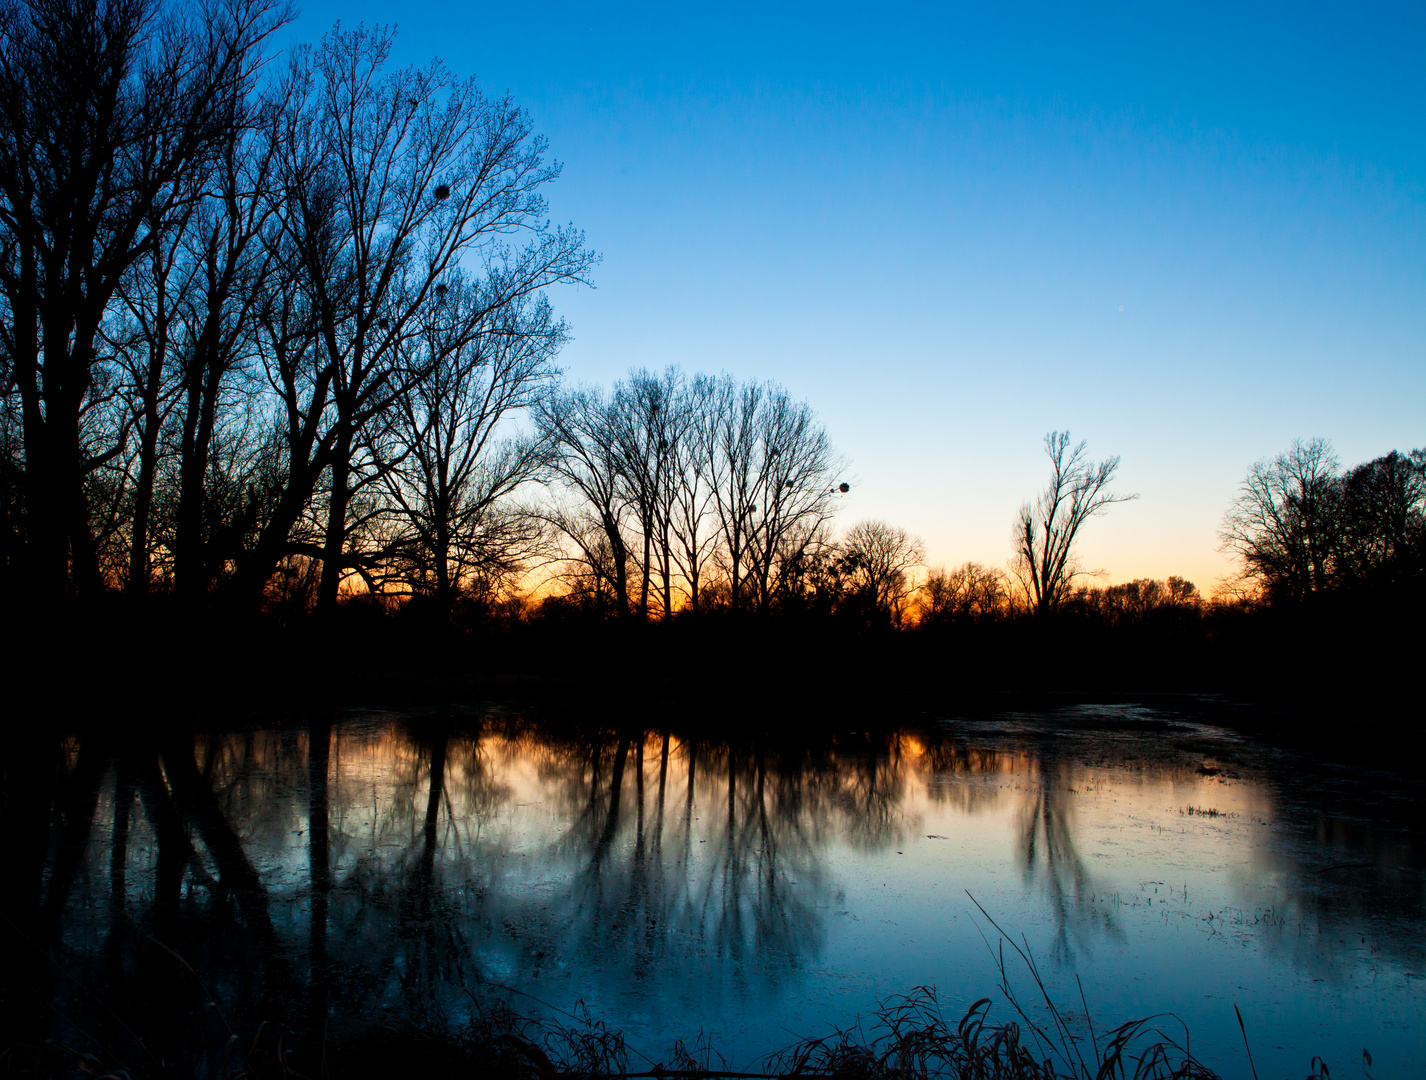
380;282;563;612
669;373;720;614
835;519;924;628
247;24;591;613
167;102;287;603
1336;449;1425;593
0;0;289;603
1012;431;1134;617
609;368;680;619
539;385;636;616
1067;575;1202;626
918;562;1009;626
1219;437;1342;603
698;375;845;614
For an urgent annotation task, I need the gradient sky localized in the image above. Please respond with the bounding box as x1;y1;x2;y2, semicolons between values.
289;1;1425;591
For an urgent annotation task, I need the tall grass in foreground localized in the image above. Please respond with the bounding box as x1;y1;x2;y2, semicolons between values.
6;907;1357;1080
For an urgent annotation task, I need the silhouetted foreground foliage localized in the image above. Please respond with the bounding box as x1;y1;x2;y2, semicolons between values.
1;953;1247;1080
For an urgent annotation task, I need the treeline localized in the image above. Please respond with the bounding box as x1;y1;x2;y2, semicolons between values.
1219;438;1426;606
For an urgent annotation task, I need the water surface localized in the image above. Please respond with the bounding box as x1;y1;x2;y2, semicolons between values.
9;702;1424;1077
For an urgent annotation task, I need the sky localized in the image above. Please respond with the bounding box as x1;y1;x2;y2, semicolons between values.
287;1;1425;592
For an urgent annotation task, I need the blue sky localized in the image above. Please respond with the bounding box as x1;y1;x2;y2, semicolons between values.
289;2;1425;590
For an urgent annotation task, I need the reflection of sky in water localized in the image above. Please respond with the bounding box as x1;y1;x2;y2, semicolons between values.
41;706;1426;1078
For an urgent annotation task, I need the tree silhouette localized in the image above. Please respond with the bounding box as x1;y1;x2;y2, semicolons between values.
0;0;290;603
1012;431;1135;617
1219;437;1342;603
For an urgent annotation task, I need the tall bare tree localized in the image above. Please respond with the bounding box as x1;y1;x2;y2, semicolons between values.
669;373;720;614
538;385;636;617
238;23;591;611
168;99;286;602
1012;431;1134;618
0;0;289;603
381;280;563;611
107;185;204;594
742;384;844;613
609;368;679;619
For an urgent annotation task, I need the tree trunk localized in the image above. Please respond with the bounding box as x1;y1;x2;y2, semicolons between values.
433;509;452;613
639;527;652;619
174;331;225;602
318;424;352;614
127;353;166;596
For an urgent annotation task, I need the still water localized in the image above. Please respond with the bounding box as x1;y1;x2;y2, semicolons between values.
10;703;1425;1077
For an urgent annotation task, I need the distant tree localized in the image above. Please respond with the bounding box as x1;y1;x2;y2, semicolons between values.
538;385;636;617
1012;431;1135;617
1218;437;1341;603
701;375;761;612
1068;576;1202;625
1335;449;1425;592
918;562;1009;626
668;374;720;614
608;368;679;619
543;370;847;619
835;519;924;628
725;379;845;614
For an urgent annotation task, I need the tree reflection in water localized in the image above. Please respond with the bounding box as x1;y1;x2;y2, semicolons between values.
1015;749;1118;962
919;732;1117;962
3;710;1421;1073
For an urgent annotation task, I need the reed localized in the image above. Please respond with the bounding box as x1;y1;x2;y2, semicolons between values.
4;916;1355;1080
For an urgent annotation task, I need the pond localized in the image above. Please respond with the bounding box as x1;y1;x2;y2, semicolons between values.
6;701;1423;1078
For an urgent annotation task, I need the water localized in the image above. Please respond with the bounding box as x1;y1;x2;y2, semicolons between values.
8;702;1424;1077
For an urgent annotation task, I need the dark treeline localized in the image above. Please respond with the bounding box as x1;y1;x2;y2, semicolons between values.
0;0;1420;714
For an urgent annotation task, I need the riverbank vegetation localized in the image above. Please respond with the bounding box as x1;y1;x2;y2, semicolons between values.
2;979;1246;1079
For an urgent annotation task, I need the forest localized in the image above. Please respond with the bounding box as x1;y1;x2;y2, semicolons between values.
1;0;1421;708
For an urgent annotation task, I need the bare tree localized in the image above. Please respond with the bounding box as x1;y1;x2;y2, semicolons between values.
744;386;845;612
1012;431;1135;617
917;562;1009;626
1218;437;1341;602
1336;449;1425;591
608;368;681;619
381;280;563;611
538;385;636;617
702;375;762;613
167;99;286;603
699;375;845;614
0;0;289;602
836;519;924;628
669;373;720;614
541;371;847;618
236;23;591;611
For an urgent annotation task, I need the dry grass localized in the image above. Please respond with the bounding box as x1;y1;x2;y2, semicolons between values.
1;907;1287;1080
